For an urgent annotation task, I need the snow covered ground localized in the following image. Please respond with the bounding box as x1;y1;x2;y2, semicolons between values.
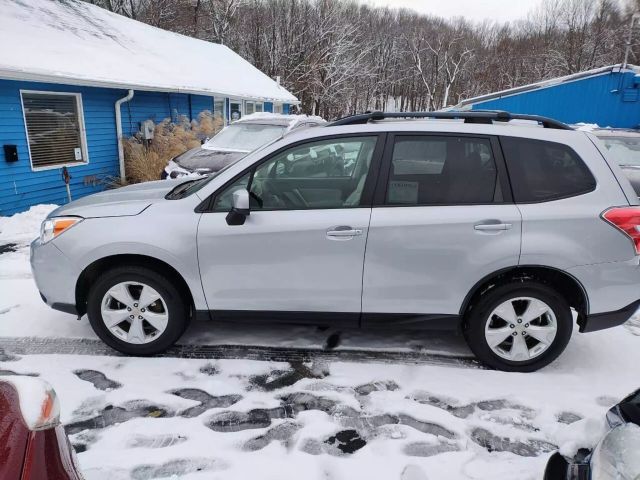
1;205;639;480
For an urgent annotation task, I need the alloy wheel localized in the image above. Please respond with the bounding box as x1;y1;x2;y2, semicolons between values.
484;296;558;362
100;281;169;344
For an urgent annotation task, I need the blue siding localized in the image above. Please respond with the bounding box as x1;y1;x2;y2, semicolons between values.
0;77;292;216
120;91;215;136
190;94;214;119
283;104;290;114
0;80;221;215
471;71;640;128
264;102;274;113
0;79;123;216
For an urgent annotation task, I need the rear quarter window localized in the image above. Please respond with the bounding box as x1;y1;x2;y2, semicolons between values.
501;137;596;203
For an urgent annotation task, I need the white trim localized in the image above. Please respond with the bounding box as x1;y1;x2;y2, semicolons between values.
0;68;300;104
115;89;135;180
20;89;90;172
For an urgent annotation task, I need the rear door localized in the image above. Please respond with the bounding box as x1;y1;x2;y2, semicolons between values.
362;133;522;324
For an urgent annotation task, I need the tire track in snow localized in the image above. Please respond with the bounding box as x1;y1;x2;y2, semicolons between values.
0;336;483;368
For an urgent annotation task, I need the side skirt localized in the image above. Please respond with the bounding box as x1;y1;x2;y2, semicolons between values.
199;310;461;331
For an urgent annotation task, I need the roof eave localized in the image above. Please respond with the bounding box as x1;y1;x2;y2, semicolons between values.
0;67;300;104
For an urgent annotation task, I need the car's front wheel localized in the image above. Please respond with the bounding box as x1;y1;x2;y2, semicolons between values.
87;266;189;355
464;282;573;372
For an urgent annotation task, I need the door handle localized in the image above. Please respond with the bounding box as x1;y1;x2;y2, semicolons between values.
326;226;363;237
474;223;513;231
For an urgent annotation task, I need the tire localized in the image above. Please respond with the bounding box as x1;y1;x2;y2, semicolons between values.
463;282;573;372
87;266;189;355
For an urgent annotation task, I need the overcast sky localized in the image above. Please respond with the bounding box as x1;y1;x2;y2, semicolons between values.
356;0;544;23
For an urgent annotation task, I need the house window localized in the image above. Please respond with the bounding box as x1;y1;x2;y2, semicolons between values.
244;101;264;115
213;99;225;121
21;91;88;170
273;103;283;114
230;101;242;121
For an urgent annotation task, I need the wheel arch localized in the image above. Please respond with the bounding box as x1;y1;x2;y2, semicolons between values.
459;265;589;325
75;254;196;317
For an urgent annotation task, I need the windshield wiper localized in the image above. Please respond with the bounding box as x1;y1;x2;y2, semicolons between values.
165;178;204;200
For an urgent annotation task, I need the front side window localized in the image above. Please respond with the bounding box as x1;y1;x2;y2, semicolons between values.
501;137;596;202
21;91;87;169
214;136;378;211
386;136;498;205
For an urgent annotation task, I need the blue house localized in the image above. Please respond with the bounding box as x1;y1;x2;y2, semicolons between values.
456;64;640;129
0;0;298;215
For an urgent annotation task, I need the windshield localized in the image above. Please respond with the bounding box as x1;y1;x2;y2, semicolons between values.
598;136;640;167
204;123;286;151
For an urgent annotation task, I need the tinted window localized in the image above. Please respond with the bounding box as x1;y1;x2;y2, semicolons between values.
501;137;596;202
386;136;498;205
213;136;377;211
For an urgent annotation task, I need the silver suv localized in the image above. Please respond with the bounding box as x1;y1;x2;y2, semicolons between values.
30;111;640;372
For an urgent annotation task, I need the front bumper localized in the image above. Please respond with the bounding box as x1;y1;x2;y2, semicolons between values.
30;238;80;314
579;299;640;333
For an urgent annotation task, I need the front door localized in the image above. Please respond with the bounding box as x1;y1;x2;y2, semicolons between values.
197;135;383;325
362;134;522;324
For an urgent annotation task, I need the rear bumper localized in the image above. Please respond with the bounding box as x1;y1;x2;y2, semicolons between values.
579;299;640;333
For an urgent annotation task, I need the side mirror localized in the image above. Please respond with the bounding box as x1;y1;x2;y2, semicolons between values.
226;189;250;226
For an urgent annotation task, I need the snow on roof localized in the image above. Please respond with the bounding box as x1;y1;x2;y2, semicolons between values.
0;0;298;104
457;64;640;110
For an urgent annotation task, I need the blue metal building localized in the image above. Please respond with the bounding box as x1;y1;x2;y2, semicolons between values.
457;64;640;129
0;0;297;216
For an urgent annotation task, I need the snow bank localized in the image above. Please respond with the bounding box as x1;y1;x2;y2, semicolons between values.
0;204;57;245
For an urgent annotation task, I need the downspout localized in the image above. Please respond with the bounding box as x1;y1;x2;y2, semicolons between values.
115;89;134;181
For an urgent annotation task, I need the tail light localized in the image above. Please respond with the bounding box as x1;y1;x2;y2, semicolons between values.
602;207;640;255
4;377;60;430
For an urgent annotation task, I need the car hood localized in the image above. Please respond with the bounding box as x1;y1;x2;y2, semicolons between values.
174;147;248;172
620;166;640;197
48;179;186;218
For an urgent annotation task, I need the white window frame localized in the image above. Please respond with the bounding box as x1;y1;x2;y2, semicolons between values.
243;100;264;115
20;90;90;172
273;103;284;114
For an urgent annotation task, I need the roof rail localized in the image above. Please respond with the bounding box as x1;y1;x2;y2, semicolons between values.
328;110;574;130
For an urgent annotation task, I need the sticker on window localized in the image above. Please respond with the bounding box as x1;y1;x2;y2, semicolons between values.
388;180;419;204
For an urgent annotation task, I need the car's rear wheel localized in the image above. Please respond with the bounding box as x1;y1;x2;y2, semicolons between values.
87;266;189;355
464;282;573;372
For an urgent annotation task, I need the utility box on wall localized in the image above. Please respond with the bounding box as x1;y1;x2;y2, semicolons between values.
3;145;18;162
140;119;155;140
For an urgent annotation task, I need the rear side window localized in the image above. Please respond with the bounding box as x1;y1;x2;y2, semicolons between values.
385;136;499;205
501;137;596;202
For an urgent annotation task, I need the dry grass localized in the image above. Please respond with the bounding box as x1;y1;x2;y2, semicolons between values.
121;111;223;184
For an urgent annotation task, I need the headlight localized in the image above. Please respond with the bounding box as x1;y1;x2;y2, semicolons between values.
40;217;82;244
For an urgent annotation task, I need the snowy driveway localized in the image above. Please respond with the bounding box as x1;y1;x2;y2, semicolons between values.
1;206;639;480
